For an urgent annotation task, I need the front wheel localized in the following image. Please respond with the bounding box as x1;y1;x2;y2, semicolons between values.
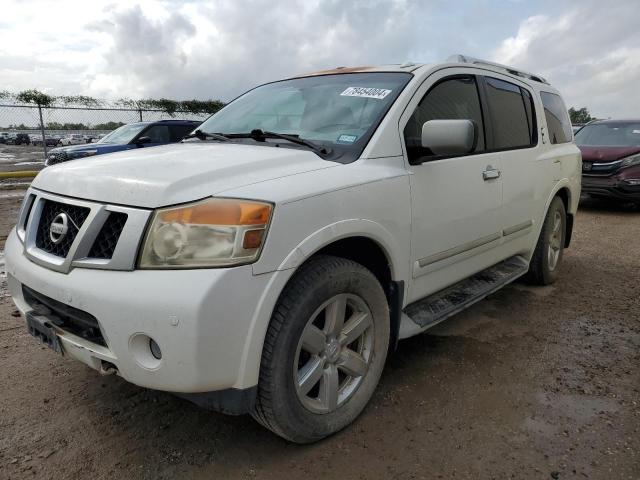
253;255;390;443
526;196;566;285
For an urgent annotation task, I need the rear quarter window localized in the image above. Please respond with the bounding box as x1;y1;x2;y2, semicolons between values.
540;92;572;144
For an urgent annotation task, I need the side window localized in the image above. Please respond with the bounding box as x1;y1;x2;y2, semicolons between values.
540;92;572;144
404;76;485;161
169;125;195;142
143;125;170;143
483;77;535;149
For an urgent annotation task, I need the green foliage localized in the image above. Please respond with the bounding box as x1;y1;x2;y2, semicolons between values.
16;89;55;107
5;90;225;115
44;121;126;131
180;99;225;115
93;121;125;130
568;107;595;125
57;95;103;107
46;122;90;130
135;98;224;116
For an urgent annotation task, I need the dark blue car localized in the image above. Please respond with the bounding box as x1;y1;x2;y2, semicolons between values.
45;120;200;166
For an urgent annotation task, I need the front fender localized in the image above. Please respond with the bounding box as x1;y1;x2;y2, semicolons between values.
237;219;408;389
274;218;404;280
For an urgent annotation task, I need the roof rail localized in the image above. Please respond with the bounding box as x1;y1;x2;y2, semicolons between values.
447;54;549;85
157;119;200;123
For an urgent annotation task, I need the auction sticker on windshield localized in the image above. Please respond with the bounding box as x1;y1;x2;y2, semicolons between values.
340;87;392;99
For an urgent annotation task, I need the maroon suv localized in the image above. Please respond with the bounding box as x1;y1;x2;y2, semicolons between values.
576;120;640;204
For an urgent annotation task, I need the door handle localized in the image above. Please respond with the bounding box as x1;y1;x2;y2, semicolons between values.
482;167;501;181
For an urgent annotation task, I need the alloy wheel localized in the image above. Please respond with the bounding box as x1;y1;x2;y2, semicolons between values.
294;293;374;414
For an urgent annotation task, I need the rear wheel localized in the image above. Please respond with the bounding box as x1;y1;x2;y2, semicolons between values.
253;255;390;443
526;196;566;285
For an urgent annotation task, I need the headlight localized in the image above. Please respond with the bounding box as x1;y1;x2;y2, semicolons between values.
621;153;640;168
139;198;273;269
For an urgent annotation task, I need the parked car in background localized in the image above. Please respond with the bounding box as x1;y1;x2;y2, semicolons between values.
59;134;86;146
32;135;59;147
0;132;13;144
91;133;108;143
576;119;640;205
8;133;31;145
9;56;581;443
46;120;200;166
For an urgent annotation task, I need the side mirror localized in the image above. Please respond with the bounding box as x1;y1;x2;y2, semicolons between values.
421;119;477;157
137;136;152;146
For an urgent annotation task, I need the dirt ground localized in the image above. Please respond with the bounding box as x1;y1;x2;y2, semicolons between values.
0;145;46;173
0;191;638;480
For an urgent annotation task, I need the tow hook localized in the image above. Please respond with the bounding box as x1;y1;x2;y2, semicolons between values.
100;360;118;376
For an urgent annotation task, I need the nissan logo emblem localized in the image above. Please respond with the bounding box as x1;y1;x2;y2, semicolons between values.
49;213;69;244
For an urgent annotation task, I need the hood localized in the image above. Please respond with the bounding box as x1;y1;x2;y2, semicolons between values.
579;145;640;163
49;143;131;155
33;142;338;208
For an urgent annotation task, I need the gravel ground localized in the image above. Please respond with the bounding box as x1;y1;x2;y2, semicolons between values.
0;192;638;480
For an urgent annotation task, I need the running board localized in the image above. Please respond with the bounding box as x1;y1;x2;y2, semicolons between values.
399;255;529;339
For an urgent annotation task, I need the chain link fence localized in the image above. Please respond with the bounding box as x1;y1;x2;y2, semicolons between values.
0;97;221;163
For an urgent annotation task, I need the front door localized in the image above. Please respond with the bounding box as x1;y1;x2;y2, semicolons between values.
401;72;503;303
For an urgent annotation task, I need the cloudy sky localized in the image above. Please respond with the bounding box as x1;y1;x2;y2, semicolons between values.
1;0;638;118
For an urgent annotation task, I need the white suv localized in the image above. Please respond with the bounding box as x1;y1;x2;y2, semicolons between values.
5;55;581;443
59;134;86;146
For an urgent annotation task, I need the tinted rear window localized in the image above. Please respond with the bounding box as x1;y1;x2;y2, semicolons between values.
484;77;535;149
540;92;572;144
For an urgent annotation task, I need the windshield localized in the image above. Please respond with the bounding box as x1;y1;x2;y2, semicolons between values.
197;72;413;162
575;123;640;147
98;123;147;144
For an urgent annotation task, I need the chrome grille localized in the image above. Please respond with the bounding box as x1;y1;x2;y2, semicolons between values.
19;188;151;273
87;212;128;259
46;150;69;166
35;200;90;257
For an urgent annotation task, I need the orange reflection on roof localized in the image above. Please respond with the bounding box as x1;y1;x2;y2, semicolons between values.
297;66;375;77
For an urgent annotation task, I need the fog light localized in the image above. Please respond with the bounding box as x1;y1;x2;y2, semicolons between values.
149;338;162;359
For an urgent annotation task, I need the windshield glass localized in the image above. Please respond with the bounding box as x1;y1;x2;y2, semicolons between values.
98;123;147;144
197;72;413;162
575;123;640;147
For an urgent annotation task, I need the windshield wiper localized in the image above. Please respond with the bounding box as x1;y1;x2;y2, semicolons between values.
227;129;330;156
183;130;230;142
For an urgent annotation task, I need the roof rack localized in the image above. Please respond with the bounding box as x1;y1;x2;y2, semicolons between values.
447;54;549;85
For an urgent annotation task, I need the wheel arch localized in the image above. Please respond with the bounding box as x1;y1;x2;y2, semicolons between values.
554;186;574;247
238;223;407;391
541;182;575;249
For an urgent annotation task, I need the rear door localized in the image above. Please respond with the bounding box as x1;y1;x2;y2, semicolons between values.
401;71;504;303
478;75;540;254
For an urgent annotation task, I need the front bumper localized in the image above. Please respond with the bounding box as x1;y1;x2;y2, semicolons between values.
4;228;279;397
581;175;640;201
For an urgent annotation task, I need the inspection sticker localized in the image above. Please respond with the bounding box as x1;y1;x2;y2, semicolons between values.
340;87;392;100
337;134;358;144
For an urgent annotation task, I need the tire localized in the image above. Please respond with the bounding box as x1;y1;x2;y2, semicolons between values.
253;255;390;443
525;196;566;285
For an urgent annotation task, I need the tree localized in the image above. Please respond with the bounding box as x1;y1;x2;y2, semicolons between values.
568;107;595;125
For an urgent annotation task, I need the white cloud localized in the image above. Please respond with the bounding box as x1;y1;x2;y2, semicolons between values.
0;0;638;120
491;0;640;118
